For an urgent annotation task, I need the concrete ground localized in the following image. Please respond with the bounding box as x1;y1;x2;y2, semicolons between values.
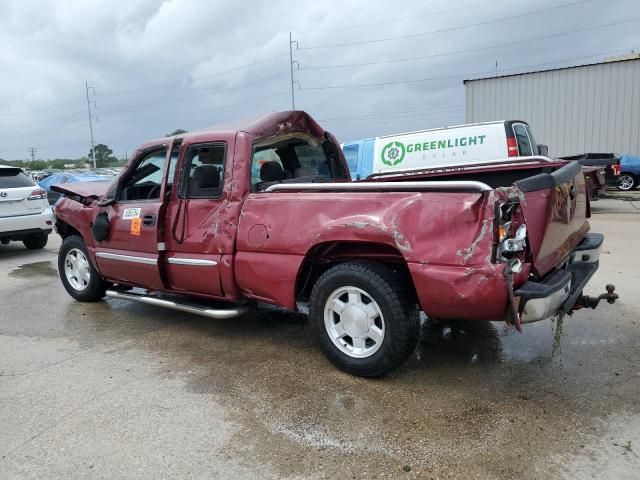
1;197;639;479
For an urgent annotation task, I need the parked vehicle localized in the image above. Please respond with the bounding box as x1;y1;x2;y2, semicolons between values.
582;166;607;200
617;155;640;191
559;153;621;186
51;111;616;377
341;120;548;179
0;165;54;249
39;172;113;205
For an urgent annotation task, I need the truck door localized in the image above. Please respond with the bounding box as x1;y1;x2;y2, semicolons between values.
163;141;231;297
94;145;173;290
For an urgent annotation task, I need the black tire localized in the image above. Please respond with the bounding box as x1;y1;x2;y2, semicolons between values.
23;233;48;250
58;235;108;302
617;173;637;191
309;262;420;377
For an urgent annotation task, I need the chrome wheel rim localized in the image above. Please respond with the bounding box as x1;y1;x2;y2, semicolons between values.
619;175;634;191
324;286;385;358
64;248;91;291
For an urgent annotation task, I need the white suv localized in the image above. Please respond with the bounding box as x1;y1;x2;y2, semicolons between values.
0;165;54;249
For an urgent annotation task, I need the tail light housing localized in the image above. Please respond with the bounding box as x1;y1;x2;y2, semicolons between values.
612;164;621;176
507;137;519;157
28;188;47;200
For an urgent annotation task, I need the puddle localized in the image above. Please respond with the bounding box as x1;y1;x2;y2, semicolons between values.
9;261;57;278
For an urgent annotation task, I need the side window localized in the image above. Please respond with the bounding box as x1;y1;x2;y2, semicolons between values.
119;148;168;201
183;143;226;198
513;124;533;156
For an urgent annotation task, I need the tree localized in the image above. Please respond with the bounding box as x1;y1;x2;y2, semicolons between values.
88;144;117;168
165;129;188;137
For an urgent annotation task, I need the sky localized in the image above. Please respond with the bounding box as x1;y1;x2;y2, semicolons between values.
0;0;638;161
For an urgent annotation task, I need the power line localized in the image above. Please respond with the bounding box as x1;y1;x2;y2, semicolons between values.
317;105;466;123
0;111;86;128
299;0;594;50
0;124;87;138
299;22;640;71
0;98;85;119
97;52;290;96
298;40;640;92
97;91;290;124
301;0;504;33
98;72;288;111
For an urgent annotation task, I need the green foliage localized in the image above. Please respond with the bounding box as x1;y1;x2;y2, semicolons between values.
88;144;118;168
165;129;188;137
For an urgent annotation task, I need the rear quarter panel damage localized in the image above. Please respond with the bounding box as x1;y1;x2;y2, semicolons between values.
236;190;516;319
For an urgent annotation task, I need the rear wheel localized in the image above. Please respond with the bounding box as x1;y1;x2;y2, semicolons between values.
309;262;419;377
23;233;48;250
617;173;636;191
58;235;108;302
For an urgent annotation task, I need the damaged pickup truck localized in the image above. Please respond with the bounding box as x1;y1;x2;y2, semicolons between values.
52;111;617;377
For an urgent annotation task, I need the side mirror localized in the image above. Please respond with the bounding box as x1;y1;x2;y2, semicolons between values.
96;197;115;207
538;144;549;156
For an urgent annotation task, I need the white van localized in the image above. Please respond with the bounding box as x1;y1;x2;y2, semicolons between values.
342;120;548;179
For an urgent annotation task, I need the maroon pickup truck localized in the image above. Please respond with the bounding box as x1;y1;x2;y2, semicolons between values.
52;111;616;377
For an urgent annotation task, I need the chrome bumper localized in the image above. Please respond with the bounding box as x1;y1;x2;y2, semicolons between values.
516;233;603;323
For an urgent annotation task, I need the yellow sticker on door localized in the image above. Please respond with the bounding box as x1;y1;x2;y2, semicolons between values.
130;217;142;236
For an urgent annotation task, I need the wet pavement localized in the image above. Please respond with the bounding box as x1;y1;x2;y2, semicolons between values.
1;197;639;479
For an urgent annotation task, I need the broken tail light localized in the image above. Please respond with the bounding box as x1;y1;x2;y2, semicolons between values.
495;201;528;273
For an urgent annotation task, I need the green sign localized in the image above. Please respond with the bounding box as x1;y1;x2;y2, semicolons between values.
381;141;406;166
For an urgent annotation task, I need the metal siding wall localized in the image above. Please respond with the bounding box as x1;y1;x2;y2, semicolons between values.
464;59;640;156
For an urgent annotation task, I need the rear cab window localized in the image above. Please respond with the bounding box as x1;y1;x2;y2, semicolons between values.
250;134;347;191
512;123;534;156
0;168;36;188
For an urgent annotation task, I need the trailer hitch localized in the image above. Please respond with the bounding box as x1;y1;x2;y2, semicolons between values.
573;284;618;310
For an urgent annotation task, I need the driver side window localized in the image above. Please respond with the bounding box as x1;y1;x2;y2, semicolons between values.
119;148;168;201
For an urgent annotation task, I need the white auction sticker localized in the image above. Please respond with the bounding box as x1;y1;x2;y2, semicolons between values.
122;208;141;220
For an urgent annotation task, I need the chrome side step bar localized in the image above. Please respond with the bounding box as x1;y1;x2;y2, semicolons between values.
105;290;249;319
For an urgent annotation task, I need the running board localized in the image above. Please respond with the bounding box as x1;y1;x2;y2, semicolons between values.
105;290;249;319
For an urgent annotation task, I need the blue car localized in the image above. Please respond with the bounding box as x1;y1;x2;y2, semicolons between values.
38;173;113;205
618;155;640;191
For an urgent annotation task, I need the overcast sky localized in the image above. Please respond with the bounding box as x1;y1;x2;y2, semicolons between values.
0;0;637;161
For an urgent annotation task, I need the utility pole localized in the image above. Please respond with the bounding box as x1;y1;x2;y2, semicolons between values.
28;147;37;163
85;81;97;169
289;32;299;110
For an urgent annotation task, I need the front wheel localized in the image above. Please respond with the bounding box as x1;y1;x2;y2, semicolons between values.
309;262;420;377
58;235;108;302
617;173;637;191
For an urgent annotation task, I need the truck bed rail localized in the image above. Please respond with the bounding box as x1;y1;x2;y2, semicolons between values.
264;180;493;193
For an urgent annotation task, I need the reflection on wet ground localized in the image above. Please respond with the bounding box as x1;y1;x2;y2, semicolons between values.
8;261;57;278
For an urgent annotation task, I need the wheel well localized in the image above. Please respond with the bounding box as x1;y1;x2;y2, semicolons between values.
295;241;417;303
55;220;81;240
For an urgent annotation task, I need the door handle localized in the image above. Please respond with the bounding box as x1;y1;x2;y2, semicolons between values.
142;214;156;227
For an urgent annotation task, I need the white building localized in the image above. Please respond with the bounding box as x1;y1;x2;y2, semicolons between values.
464;57;640;157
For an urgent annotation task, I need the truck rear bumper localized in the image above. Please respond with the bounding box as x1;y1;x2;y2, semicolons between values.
516;233;603;323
